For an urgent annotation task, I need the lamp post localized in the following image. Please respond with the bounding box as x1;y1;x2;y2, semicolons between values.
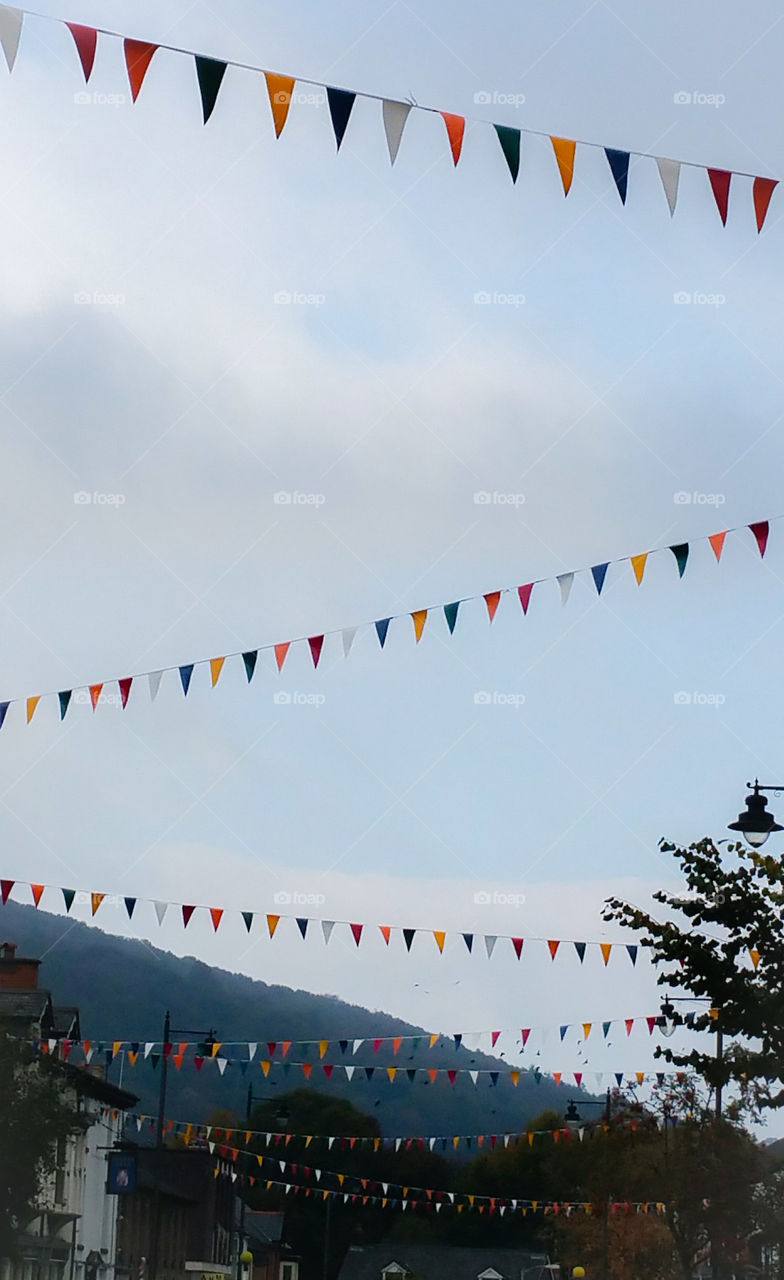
728;781;784;847
236;1087;290;1280
565;1091;612;1280
150;1013;218;1280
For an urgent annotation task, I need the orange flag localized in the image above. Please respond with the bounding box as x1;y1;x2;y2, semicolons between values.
319;1040;329;1059
709;531;727;563
89;683;103;709
91;892;105;916
267;914;280;937
124;40;158;103
411;610;427;642
302;1062;312;1079
484;591;501;622
265;73;295;137
392;1037;402;1054
553;1072;562;1085
753;177;778;232
26;696;40;724
274;643;290;672
31;883;45;907
600;943;612;966
379;925;391;944
510;1070;520;1086
440;112;465;165
209;657;225;688
630;553;648;585
433;930;446;954
749;947;760;969
260;1059;271;1076
210;907;223;932
547;939;560;960
551;137;576;195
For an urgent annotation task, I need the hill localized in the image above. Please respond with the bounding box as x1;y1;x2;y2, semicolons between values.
0;900;582;1138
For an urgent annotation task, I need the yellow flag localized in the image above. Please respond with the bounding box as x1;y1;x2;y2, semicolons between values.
750;948;761;969
265;73;296;137
583;1022;592;1039
260;1059;271;1076
630;553;648;585
386;1067;397;1082
550;137;576;195
319;1040;329;1059
209;656;225;687
411;610;427;642
600;943;612;966
511;1070;520;1086
429;1034;438;1048
433;930;446;953
26;695;40;724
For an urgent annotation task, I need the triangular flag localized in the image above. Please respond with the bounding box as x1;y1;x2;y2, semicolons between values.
521;1027;531;1047
0;6;22;72
630;553;648;585
518;583;534;614
600;943;612;966
750;521;769;557
462;933;473;953
265;74;295;137
379;925;391;945
0;703;9;729
557;573;574;605
67;23;97;82
551;137;576;195
62;888;75;913
210;908;223;933
433;930;446;954
583;1023;592;1040
411;610;427;643
511;937;524;959
308;635;325;668
182;904;196;927
242;651;257;683
547;939;560;960
322;920;335;944
707;168;732;225
88;684;102;710
179;665;194;696
709;531;727;563
591;564;609;595
573;941;586;963
31;883;45;907
148;671;163;701
646;1016;657;1035
26;696;40;724
443;602;460;634
605;148;629;203
274;643;290;672
559;1025;568;1042
494;125;520;182
195;57;227;124
124;39;158;103
749;947;760;970
375;618;391;648
209;657;225;688
326;88;356;149
342;627;357;657
403;928;415;951
350;923;363;947
124;897;136;919
118;678;132;709
382;99;411;164
485;935;497;959
656;157;680;216
626;944;638;966
440;112;465;165
154;902;168;926
670;544;689;577
0;880;13;904
296;918;308;940
242;911;253;933
484;591;501;622
625;1019;634;1036
753;177;778;233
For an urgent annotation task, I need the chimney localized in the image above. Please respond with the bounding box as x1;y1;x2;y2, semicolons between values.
0;941;41;990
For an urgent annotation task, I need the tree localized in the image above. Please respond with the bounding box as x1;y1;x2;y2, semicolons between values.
0;1027;80;1258
604;836;784;1110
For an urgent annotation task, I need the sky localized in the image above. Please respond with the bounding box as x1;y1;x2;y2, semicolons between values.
1;0;784;1124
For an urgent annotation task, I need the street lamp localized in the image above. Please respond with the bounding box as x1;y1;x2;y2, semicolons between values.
728;781;784;847
236;1087;290;1280
564;1092;612;1280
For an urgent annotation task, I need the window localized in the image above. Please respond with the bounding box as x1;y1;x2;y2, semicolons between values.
382;1268;410;1278
54;1136;67;1205
280;1265;298;1280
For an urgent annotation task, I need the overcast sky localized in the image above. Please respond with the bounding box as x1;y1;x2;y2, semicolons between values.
1;0;783;1126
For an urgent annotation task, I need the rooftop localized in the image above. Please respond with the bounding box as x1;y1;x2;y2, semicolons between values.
337;1245;553;1280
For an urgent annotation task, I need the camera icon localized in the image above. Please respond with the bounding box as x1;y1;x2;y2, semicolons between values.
473;890;491;904
673;91;691;105
273;291;291;305
673;491;691;504
74;91;91;106
273;491;291;505
473;91;492;105
273;691;292;705
274;90;290;104
673;691;692;705
473;491;491;505
73;491;92;504
473;291;491;304
474;691;491;705
673;292;691;305
74;292;91;305
273;890;292;904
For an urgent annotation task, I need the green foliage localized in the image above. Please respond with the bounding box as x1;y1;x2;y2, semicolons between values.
0;1027;80;1259
604;836;784;1109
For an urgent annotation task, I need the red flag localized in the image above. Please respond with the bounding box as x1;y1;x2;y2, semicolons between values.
118;678;132;709
491;1031;501;1047
182;905;196;927
67;24;97;82
707;168;731;225
753;177;778;232
447;1069;457;1084
521;1028;531;1047
518;583;534;614
308;636;324;668
125;40;158;103
749;521;769;557
511;937;524;959
350;923;363;947
440;112;465;165
1;880;13;904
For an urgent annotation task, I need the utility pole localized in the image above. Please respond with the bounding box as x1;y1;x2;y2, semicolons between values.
149;1009;170;1280
601;1087;611;1280
322;1194;332;1280
236;1084;252;1280
712;1010;724;1280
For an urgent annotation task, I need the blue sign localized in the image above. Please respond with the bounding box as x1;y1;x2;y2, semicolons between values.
107;1152;136;1194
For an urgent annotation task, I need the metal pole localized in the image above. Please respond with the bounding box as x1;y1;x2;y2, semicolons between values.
150;1010;170;1280
712;1017;724;1280
601;1087;611;1280
236;1084;252;1280
322;1194;332;1280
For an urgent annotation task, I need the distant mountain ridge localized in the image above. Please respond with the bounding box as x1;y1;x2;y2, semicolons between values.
0;901;579;1137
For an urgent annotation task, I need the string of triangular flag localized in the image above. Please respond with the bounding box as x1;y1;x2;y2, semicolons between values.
211;1156;665;1215
0;517;776;731
0;6;776;229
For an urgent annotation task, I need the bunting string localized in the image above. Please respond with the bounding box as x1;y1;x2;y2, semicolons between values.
0;517;776;732
0;6;776;230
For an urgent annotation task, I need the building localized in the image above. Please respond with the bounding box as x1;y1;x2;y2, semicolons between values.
242;1211;299;1280
336;1245;555;1280
0;940;137;1280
